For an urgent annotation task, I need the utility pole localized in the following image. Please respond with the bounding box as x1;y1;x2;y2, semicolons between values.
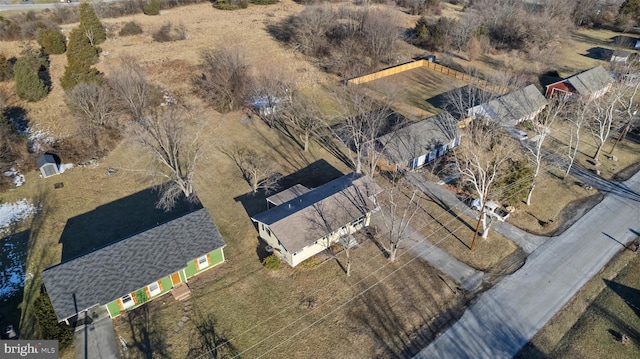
470;183;491;251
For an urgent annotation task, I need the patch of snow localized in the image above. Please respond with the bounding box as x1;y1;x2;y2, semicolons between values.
28;128;56;154
0;199;36;234
0;239;25;300
3;168;25;187
58;163;74;173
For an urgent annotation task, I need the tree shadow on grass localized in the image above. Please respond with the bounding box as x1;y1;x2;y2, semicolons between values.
187;300;238;359
58;186;200;262
125;305;170;359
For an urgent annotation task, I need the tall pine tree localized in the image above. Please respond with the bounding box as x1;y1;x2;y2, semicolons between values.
79;3;106;46
66;27;98;65
14;59;48;102
60;60;102;91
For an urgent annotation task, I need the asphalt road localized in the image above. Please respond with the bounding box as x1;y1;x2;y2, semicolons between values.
414;169;640;359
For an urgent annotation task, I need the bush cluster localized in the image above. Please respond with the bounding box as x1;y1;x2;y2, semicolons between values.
0;55;12;82
143;0;161;16
152;22;187;42
36;27;67;55
262;254;281;270
119;21;144;37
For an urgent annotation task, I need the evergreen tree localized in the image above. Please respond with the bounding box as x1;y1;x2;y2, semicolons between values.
66;27;98;65
37;27;67;55
33;294;73;350
20;44;49;72
0;54;11;82
14;59;48;102
79;2;106;45
143;0;161;15
496;159;533;207
60;60;102;91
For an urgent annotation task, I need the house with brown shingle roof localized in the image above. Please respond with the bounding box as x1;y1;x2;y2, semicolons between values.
251;173;382;267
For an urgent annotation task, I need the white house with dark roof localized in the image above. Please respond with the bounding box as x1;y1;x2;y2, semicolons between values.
41;208;226;323
545;65;613;100
251;173;382;267
468;84;548;127
373;112;461;171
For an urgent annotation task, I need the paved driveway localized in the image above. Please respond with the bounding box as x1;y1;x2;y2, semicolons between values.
74;312;119;359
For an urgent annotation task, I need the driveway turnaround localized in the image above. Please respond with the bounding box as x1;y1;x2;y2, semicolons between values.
414;170;640;359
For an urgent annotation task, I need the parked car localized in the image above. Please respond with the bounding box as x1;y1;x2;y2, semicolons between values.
508;128;528;141
470;199;510;222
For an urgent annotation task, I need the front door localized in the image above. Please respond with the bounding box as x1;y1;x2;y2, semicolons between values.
171;272;181;286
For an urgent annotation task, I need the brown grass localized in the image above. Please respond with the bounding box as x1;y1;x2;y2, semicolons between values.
364;66;468;116
507;169;600;235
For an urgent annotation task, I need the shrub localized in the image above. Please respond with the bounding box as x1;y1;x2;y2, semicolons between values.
152;22;187;42
33;293;73;350
250;0;279;4
119;21;143;36
213;0;240;10
240;0;248;8
14;59;48;102
0;55;12;82
37;27;67;55
262;254;281;270
143;0;161;15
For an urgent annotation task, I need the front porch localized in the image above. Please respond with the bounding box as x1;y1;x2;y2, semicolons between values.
171;283;191;301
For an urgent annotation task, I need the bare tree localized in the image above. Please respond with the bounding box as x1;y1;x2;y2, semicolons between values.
523;100;563;205
130;101;204;211
563;98;590;180
194;47;251;113
378;179;421;262
609;62;640;154
361;9;401;64
109;57;158;122
453;120;514;239
66;83;118;128
225;146;281;194
589;90;622;164
281;93;325;152
330;88;392;175
249;68;293;127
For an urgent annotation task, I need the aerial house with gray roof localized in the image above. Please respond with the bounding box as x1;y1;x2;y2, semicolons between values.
468;84;548;127
544;65;613;101
373;112;461;172
41;208;226;323
251;173;382;268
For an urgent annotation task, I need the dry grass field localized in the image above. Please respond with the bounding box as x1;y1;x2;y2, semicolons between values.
2;2;640;358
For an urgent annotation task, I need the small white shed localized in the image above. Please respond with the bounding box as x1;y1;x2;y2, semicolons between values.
37;153;60;178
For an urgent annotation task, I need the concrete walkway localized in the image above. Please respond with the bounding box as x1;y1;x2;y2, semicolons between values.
413;169;640;358
406;172;548;254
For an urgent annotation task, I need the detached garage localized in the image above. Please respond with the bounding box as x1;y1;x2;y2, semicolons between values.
37;153;60;178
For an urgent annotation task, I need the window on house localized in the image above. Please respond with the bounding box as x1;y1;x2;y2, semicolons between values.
266;227;272;237
121;294;135;309
197;255;209;269
353;216;366;229
148;282;161;297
